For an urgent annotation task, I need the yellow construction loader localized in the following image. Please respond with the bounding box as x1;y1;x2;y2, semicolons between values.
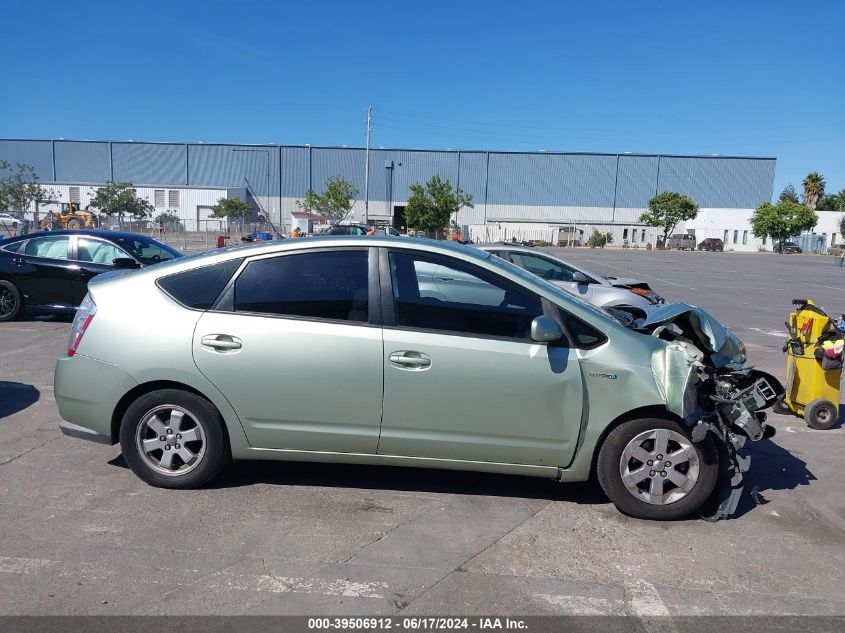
41;202;99;230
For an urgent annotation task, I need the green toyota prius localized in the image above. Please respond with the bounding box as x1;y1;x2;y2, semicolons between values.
54;236;782;520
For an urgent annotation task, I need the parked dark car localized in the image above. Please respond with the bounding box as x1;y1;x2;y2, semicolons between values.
697;238;725;252
326;225;368;236
0;230;182;321
773;241;802;254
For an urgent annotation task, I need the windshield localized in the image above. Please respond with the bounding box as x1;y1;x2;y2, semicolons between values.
109;235;182;265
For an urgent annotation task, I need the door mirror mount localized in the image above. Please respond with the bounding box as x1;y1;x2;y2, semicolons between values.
531;316;563;343
112;257;141;270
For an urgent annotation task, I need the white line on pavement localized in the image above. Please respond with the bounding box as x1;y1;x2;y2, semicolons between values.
624;578;679;633
534;593;623;615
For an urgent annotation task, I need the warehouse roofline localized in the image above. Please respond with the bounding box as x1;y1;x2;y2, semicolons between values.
0;138;777;161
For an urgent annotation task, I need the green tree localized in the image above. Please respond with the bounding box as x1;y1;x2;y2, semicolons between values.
297;176;359;226
405;175;473;233
210;197;254;224
639;191;699;246
802;172;825;210
750;201;817;251
587;230;613;248
778;184;799;204
816;189;845;211
89;181;153;226
0;161;55;218
154;211;180;225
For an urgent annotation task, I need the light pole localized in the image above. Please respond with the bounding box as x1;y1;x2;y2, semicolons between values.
364;106;373;226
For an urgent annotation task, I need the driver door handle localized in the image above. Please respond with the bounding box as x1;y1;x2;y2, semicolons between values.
388;352;431;368
201;335;242;351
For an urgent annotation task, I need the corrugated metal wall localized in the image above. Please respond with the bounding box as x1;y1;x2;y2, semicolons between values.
54;141;111;183
0;139;53;178
0;139;776;219
187;144;280;197
112;142;187;185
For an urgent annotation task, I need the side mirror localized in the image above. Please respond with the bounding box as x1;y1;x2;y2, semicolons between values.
571;271;589;283
112;257;141;270
531;316;563;343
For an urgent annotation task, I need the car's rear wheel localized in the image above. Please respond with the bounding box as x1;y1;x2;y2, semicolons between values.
119;389;229;488
597;418;719;520
0;280;22;322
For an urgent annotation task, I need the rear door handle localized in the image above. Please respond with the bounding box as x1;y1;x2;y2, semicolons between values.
201;335;242;351
388;352;431;368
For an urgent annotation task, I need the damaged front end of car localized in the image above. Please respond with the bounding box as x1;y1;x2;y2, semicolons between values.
616;303;784;520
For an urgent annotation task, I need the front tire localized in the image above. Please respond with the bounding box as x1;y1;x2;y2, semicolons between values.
119;389;229;488
67;217;84;230
0;280;22;322
597;418;719;520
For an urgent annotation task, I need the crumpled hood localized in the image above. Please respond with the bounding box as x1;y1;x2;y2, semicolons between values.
624;303;746;368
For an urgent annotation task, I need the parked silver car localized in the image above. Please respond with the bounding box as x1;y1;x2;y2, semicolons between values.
55;236;780;520
476;244;663;307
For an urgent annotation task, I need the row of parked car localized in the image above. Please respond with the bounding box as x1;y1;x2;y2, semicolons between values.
665;234;805;253
1;228;784;521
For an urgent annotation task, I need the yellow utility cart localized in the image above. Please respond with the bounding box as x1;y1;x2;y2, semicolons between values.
777;299;843;429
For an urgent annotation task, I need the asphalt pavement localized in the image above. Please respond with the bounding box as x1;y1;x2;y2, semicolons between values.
0;249;843;618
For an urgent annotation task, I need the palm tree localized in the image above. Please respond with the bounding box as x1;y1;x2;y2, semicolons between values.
802;172;826;210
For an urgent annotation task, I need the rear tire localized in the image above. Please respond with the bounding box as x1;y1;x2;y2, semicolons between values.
67;217;84;230
804;399;838;430
119;389;229;488
597;418;719;520
0;280;22;322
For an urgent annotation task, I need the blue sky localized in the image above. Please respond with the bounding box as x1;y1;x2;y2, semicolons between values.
1;0;842;198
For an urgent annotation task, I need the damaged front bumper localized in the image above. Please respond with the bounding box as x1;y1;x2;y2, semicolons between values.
643;305;784;520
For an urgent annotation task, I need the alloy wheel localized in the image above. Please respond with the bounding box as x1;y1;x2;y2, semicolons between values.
619;428;700;505
134;405;206;476
0;286;18;320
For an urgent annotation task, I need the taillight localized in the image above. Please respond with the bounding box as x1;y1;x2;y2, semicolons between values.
68;293;97;357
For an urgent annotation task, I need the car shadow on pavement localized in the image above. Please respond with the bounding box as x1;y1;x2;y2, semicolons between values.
0;381;40;419
730;437;817;518
202;458;610;505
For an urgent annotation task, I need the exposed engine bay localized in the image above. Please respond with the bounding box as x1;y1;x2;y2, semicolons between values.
608;303;785;519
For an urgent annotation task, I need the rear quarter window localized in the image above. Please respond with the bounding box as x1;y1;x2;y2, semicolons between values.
157;259;242;310
0;240;26;253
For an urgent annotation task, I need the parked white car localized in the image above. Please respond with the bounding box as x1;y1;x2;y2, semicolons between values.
0;213;21;227
474;244;664;308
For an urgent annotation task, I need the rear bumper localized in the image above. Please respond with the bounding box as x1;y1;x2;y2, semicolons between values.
54;353;138;444
59;420;115;445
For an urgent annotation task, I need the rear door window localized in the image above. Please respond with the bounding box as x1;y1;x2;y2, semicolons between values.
232;250;370;322
24;236;70;260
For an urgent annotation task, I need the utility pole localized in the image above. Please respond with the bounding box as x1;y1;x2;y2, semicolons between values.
364;106;373;226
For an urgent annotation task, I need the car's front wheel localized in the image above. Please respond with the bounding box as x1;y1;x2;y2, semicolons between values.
597;418;718;520
119;389;229;488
